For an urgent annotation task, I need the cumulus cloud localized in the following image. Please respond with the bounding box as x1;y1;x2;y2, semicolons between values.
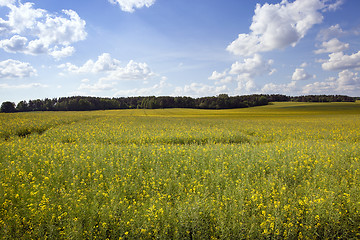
208;54;274;94
208;71;227;81
302;81;335;94
60;53;156;81
0;1;86;58
303;70;360;94
0;59;37;78
336;70;360;90
231;54;273;92
0;0;14;6
292;68;315;81
114;78;168;97
174;83;228;97
317;24;345;41
226;34;262;57
60;53;165;94
208;71;234;85
317;24;360;43
49;46;75;60
322;51;360;71
0;35;28;53
226;0;343;57
314;38;349;54
59;53;122;74
324;0;344;12
229;54;273;76
101;60;155;81
108;0;155;13
261;81;298;94
234;77;257;93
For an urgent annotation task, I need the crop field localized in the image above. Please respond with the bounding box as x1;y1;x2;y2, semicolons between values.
0;102;360;239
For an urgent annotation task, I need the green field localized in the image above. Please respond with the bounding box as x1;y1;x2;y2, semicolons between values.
1;102;360;239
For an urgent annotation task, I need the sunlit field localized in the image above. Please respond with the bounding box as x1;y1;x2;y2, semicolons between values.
1;102;359;239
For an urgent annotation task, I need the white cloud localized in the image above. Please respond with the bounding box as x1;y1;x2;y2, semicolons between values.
229;54;272;76
77;77;168;95
208;54;273;94
78;79;116;92
324;0;344;12
303;81;335;94
314;38;349;54
226;34;261;57
92;53;122;72
114;79;167;97
317;24;345;41
0;35;28;53
0;82;47;89
208;71;234;85
49;46;75;60
322;51;360;71
37;9;87;46
0;59;37;78
261;81;298;94
235;77;257;93
0;2;86;59
26;39;48;55
229;54;273;92
317;24;360;42
268;69;277;76
292;68;315;81
108;0;155;13
226;0;342;57
303;70;360;94
101;60;155;81
61;53;166;95
174;83;228;97
300;62;308;68
60;53;156;82
6;2;45;34
336;70;360;90
60;53;122;74
0;0;14;7
208;71;227;81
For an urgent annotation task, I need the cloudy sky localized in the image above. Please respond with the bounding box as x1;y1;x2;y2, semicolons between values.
0;0;360;103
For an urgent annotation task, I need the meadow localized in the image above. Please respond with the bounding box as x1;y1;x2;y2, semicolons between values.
0;102;359;239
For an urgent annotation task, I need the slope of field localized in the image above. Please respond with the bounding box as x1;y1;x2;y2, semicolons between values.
0;102;359;239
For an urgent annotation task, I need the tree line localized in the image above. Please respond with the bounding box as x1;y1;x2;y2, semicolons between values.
0;94;356;113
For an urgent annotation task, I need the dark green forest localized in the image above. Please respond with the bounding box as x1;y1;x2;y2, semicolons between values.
0;94;356;113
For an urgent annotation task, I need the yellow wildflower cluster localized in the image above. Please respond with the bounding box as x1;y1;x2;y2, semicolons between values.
0;102;359;239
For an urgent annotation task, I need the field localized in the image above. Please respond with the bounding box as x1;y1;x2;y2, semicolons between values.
0;102;359;239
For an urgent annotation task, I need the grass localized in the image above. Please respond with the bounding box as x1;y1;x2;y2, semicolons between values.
0;102;359;239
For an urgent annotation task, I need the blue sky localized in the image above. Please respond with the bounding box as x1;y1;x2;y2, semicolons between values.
0;0;360;103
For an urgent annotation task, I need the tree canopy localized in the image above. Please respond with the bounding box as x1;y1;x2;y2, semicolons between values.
1;101;16;113
0;94;356;113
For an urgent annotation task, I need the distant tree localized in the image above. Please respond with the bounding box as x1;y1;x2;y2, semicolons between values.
1;101;16;113
9;94;356;112
16;100;29;112
28;99;45;111
78;99;93;111
258;96;268;106
43;98;55;111
218;94;229;98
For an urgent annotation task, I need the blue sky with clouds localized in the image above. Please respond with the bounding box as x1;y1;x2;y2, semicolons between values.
0;0;359;103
